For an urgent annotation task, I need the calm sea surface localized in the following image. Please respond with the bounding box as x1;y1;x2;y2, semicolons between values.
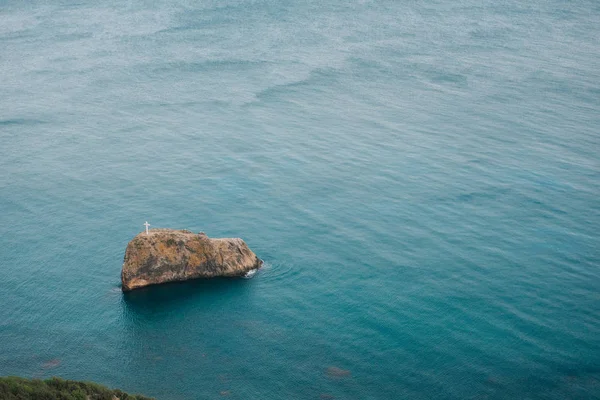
1;0;599;399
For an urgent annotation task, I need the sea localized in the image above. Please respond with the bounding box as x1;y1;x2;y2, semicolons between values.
0;0;599;399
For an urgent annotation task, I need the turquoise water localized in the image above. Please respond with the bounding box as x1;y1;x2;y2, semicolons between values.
1;0;599;398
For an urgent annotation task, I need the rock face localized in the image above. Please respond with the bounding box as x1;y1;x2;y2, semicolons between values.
121;229;263;291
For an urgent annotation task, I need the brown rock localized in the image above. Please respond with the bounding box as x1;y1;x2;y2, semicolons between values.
121;229;263;291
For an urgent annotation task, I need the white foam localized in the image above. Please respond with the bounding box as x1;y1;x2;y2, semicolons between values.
243;269;258;279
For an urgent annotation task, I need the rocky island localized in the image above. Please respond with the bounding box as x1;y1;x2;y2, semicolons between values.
121;229;263;291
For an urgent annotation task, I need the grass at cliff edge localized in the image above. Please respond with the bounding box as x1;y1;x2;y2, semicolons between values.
0;376;154;400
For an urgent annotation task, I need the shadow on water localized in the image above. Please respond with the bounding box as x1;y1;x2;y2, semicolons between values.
121;276;256;317
111;277;262;398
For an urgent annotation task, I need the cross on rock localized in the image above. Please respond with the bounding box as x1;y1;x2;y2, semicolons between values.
144;221;150;235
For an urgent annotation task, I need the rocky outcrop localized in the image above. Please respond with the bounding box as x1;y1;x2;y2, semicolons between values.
121;229;263;291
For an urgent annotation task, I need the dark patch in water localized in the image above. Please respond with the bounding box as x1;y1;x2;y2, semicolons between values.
325;366;351;378
42;359;60;369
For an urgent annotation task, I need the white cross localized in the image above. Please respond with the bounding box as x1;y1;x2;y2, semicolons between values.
144;221;150;235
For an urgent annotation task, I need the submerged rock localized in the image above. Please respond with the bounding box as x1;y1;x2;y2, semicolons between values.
326;366;351;378
121;229;263;291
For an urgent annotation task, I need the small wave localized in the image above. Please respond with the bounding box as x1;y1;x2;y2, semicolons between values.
255;260;300;284
0;118;46;126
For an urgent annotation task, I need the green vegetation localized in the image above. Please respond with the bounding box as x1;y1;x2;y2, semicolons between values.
166;238;176;247
0;377;154;400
